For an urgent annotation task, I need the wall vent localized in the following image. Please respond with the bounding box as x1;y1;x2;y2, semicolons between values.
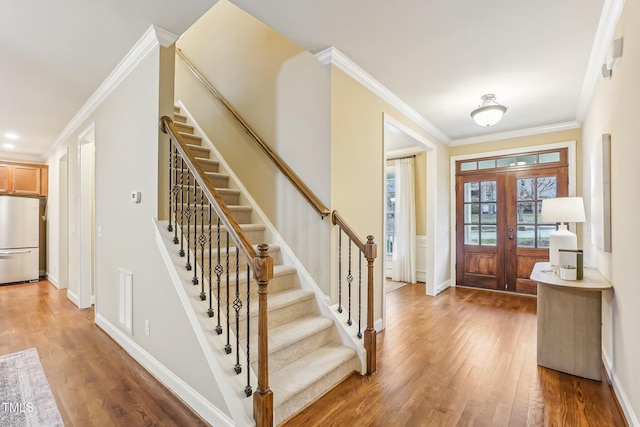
118;268;133;334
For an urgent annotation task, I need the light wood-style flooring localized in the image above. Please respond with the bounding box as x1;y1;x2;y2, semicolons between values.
1;280;626;426
0;280;207;426
282;283;627;427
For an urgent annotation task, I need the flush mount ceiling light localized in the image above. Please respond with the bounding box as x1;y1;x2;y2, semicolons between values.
4;132;19;140
470;94;508;127
2;143;15;149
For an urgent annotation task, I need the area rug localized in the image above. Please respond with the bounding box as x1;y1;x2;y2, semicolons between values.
0;348;64;427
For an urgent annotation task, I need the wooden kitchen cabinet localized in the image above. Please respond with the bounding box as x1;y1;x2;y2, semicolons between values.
0;161;48;196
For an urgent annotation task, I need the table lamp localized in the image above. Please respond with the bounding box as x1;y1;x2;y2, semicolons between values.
540;197;586;267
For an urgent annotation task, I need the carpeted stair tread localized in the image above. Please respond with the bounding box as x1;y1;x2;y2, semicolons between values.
270;344;357;407
249;315;333;364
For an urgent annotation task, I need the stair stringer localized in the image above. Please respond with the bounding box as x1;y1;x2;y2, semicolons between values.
176;100;368;374
154;218;256;427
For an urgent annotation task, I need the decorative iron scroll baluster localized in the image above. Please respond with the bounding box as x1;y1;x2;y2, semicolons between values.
185;170;192;268
233;247;242;374
179;157;185;256
199;186;206;299
338;230;343;313
168;140;173;232
347;239;353;326
172;145;179;244
357;252;363;339
225;232;231;354
215;218;223;331
207;204;214;317
245;264;252;397
192;181;199;283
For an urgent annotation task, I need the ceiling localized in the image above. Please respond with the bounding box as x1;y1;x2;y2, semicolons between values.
1;0;614;161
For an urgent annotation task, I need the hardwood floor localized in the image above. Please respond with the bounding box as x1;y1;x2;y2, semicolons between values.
282;284;626;427
0;280;207;427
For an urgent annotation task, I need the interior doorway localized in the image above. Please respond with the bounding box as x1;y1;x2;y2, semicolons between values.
455;148;568;294
78;126;95;308
58;150;69;289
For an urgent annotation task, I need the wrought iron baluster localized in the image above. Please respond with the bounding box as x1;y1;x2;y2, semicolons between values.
357;251;363;339
233;247;242;374
198;185;206;298
207;204;213;317
224;231;231;354
338;230;343;313
347;238;353;326
168;140;173;232
215;218;223;332
172;145;179;244
179;158;185;256
191;181;198;281
245;264;252;397
184;171;192;267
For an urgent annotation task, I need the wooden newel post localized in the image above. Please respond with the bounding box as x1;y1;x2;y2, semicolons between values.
363;235;377;375
253;244;274;427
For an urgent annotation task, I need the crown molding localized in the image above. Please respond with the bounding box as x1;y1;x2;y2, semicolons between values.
44;25;177;161
576;0;626;122
315;47;450;144
449;121;580;147
0;152;44;163
386;146;425;158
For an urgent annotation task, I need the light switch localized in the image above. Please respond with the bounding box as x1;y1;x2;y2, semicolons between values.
130;191;141;203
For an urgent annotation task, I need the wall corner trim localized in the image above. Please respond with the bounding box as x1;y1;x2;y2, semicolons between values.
315;46;450;144
44;25;172;161
94;313;235;427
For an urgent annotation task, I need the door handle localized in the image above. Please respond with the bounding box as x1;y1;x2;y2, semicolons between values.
0;249;32;255
508;236;514;240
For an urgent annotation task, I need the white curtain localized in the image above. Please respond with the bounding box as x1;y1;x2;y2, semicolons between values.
392;158;416;283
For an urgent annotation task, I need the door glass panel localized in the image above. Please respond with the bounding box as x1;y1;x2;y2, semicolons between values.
537;226;555;248
481;225;497;246
478;159;495;170
517;225;535;247
537;177;557;199
464;182;479;202
465;225;479;245
539;152;561;164
516;154;537;165
481;181;497;202
464;204;479;223
480;203;497;223
517;202;535;223
497;157;515;168
461;162;477;171
516;178;534;201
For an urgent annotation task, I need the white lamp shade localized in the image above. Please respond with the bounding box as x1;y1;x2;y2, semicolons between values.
540;197;586;224
470;105;507;126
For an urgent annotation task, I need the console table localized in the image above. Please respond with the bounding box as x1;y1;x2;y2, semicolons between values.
530;262;612;381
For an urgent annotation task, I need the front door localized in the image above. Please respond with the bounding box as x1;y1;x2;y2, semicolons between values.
456;149;569;294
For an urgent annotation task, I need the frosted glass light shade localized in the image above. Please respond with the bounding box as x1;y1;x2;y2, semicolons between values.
471;105;507;126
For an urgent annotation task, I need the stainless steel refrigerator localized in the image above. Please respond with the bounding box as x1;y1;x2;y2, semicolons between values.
0;196;40;284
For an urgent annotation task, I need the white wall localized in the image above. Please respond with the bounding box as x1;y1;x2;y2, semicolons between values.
46;30;233;421
581;0;640;424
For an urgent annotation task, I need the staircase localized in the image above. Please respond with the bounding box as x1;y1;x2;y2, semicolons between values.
165;106;360;425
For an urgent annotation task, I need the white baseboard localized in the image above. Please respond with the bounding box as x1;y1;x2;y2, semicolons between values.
67;290;79;307
47;275;59;288
436;280;450;294
375;318;383;332
95;313;235;427
603;353;639;427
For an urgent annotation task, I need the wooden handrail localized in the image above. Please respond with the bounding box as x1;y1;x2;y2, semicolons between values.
332;210;377;374
161;116;257;265
176;49;330;219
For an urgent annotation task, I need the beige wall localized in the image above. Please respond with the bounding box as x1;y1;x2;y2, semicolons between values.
46;41;232;419
331;66;451;320
175;0;333;291
582;0;640;422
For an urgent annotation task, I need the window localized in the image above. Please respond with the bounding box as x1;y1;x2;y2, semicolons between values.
386;169;396;253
